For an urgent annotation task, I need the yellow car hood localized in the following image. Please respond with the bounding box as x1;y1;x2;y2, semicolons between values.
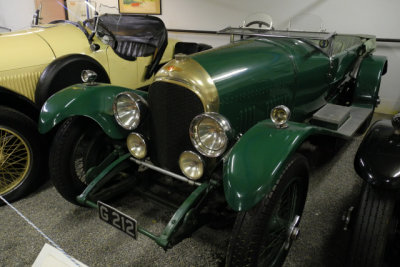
35;24;92;57
0;24;91;72
0;28;55;72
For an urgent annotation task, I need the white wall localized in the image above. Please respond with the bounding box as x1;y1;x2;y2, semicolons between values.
158;0;400;114
0;0;35;30
1;0;399;113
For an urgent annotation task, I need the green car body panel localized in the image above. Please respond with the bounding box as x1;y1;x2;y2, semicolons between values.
353;55;388;108
192;38;330;129
38;83;147;139
222;120;339;211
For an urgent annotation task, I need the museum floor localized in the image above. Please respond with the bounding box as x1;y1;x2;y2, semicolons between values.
0;113;391;267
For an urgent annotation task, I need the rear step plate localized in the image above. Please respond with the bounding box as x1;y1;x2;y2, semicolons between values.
311;104;372;137
311;103;351;130
336;106;372;136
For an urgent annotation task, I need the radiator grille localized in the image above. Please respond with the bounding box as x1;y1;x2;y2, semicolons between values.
0;72;41;101
148;81;204;172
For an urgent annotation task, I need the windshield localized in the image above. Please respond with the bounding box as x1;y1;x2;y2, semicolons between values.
220;13;375;56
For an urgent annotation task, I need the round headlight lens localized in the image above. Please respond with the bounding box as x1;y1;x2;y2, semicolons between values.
189;113;232;157
179;151;204;180
113;92;147;130
81;70;97;83
127;133;147;159
270;105;291;128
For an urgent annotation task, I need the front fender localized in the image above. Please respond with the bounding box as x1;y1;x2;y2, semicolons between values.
223;120;336;211
354;120;400;189
39;83;146;139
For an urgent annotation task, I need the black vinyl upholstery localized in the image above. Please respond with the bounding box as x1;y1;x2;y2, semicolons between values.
98;14;167;70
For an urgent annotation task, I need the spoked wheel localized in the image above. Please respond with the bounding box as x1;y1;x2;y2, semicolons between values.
226;153;308;267
0;106;42;204
49;117;120;205
349;182;400;267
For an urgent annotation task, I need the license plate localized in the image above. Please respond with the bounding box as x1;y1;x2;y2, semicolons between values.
98;201;138;239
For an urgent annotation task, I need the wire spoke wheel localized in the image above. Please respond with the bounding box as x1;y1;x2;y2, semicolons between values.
259;181;299;266
49;118;127;205
226;153;308;267
0;106;42;204
0;127;31;195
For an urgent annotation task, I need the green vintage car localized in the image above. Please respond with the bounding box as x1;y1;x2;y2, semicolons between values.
0;8;210;203
39;22;387;266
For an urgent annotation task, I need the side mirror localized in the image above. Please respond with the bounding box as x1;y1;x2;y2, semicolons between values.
0;26;11;33
32;5;42;26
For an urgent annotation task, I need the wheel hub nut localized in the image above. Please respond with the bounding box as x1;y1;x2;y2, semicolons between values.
284;215;301;250
290;227;300;241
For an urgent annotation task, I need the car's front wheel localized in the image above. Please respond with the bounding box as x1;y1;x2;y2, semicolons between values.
0;106;43;204
349;182;399;267
225;153;309;267
49;117;117;205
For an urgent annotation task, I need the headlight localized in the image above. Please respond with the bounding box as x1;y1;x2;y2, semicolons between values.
189;112;232;157
127;133;147;159
270;105;291;128
392;113;400;132
113;92;147;130
81;70;97;83
179;151;204;180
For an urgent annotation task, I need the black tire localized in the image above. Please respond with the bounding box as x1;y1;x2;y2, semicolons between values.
226;153;309;267
0;106;43;203
49;117;116;205
349;182;399;267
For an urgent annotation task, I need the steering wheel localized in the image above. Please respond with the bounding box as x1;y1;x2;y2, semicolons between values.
245;20;274;30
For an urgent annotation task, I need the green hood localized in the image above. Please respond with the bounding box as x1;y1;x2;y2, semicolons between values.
192;39;298;133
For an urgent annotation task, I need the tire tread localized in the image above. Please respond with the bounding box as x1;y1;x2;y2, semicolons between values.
349;183;395;267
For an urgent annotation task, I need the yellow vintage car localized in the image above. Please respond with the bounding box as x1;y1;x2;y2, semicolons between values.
0;13;210;203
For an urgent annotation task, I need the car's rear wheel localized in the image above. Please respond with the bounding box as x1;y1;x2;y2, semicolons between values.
0;106;42;204
49;117;116;205
349;182;399;267
225;153;308;267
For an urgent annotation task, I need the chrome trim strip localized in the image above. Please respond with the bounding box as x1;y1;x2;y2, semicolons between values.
130;157;202;186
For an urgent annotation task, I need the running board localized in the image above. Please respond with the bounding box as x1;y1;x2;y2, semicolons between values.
311;103;372;137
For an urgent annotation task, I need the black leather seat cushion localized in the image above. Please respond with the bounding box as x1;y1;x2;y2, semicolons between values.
99;14;167;60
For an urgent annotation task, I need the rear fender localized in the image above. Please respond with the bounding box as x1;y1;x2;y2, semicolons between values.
35;54;110;106
223;120;337;211
353;55;387;108
39;84;146;139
